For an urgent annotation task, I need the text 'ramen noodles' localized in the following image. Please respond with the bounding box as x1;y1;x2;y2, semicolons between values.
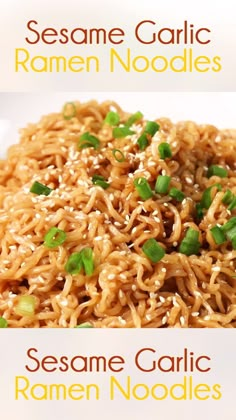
0;100;236;328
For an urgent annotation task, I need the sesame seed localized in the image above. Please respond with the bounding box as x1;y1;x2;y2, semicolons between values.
94;236;103;241
150;292;157;299
185;177;193;184
173;297;179;307
155;280;161;286
191;312;199;317
173;241;178;247
108;274;116;280
204;315;210;321
131;285;137;291
212;266;221;272
159;296;165;303
162;316;167;324
180;316;185;326
161;268;167;273
118;316;126;325
145;314;152;321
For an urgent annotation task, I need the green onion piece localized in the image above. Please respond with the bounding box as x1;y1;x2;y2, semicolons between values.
134;177;153;200
80;247;94;276
200;183;222;209
196;203;204;221
112;126;135;138
232;236;236;250
137;133;149;150
44;227;66;248
158;143;172;159
179;228;201;256
142;238;165;263
155;175;171;194
78;132;100;150
104;111;120;126
207;165;228;178
0;317;8;328
15;296;35;317
221;217;236;233
126;111;143;127
228;197;236;211
112;149;125;162
210;226;226;245
63;102;76;120
222;189;234;205
65;252;82;275
30;181;52;196
224;225;236;241
169;187;185;202
92;174;110;189
144;121;160;136
75;322;94;328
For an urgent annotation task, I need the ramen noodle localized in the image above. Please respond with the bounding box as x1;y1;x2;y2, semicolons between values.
0;100;236;328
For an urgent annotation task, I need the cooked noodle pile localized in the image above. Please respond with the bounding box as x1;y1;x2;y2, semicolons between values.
0;100;236;328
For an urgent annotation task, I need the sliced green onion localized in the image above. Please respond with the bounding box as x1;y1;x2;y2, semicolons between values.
196;203;204;221
221;217;236;233
75;322;94;328
207;165;228;178
134;177;153;200
232;236;236;250
144;121;160;136
169;187;185;202
224;225;236;241
63;102;76;120
44;227;66;248
112;149;125;162
80;247;94;276
142;238;165;263
158;143;172;159
126;111;143;127
137;133;149;150
78;132;100;150
30;181;52;196
113;126;135;138
222;189;234;205
155;175;171;194
200;183;222;209
210;226;226;245
104;111;120;126
179;228;201;256
0;317;8;328
15;296;35;317
92;174;110;189
65;252;83;275
228;197;236;211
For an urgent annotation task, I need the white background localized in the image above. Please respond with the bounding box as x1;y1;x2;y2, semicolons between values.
0;0;235;90
0;330;235;420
